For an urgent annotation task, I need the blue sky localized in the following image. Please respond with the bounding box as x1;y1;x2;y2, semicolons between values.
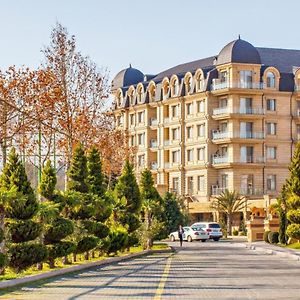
0;0;299;80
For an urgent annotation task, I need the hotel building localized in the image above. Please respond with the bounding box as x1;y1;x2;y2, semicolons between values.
112;38;300;222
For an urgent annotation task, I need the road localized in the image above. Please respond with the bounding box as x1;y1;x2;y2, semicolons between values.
2;240;300;299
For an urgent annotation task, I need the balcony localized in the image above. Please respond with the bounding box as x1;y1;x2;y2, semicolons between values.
211;80;265;91
212;107;264;117
212;131;231;140
239;132;264;139
239;188;263;196
239;156;265;164
164;117;170;124
212;155;229;164
150;162;158;170
149;118;158;126
211;186;227;195
164;162;170;169
164;140;171;146
150;140;158;149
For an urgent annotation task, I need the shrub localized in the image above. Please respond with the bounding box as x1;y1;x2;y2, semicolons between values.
8;220;41;243
107;228;129;255
47;241;76;260
82;220;109;239
263;230;271;243
0;253;6;268
98;237;111;254
44;218;74;244
232;229;239;236
9;243;48;272
286;223;300;240
268;231;279;244
76;236;99;254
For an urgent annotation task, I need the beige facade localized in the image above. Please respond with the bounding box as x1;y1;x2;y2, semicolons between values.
112;39;300;222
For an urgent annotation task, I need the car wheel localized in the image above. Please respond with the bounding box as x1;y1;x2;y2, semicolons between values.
170;235;175;242
187;235;192;242
213;237;220;241
201;239;207;242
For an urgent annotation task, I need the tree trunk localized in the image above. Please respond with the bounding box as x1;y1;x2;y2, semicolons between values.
0;209;5;275
227;214;232;236
72;253;77;263
63;255;71;264
91;250;95;258
84;251;89;260
49;258;55;269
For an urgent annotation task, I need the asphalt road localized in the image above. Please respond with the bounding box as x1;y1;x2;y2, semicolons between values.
2;240;300;300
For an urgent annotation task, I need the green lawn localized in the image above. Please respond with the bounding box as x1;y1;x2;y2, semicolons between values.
285;242;300;250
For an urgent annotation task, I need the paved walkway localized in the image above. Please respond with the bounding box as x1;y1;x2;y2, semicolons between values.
2;241;300;299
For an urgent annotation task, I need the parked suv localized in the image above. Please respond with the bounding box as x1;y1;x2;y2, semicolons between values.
191;222;222;241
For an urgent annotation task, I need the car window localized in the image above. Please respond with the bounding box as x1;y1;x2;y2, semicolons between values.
191;227;202;231
183;227;189;231
209;223;221;228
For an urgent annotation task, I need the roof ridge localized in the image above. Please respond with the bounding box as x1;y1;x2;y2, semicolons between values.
257;46;300;52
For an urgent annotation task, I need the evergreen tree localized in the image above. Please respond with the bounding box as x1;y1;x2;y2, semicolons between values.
1;148;47;272
114;160;141;214
87;146;104;197
286;143;300;240
139;169;163;249
39;160;75;268
67;143;88;193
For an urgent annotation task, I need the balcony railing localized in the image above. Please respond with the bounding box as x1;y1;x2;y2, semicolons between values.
240;188;263;196
149;118;158;126
211;81;265;91
212;107;265;116
239;156;265;163
211;186;227;195
164;140;171;146
164;162;170;169
212;131;265;140
295;85;300;92
212;155;229;164
150;140;158;148
150;162;158;170
164;117;170;124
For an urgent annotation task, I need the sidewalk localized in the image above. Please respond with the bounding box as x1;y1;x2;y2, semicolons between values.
231;239;300;261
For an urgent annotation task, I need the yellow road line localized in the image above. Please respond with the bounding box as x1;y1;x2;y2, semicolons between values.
153;255;173;300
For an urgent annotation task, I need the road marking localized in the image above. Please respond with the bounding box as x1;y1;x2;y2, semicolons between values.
153;254;173;300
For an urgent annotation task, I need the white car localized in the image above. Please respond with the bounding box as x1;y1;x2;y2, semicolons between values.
169;226;209;242
191;222;223;241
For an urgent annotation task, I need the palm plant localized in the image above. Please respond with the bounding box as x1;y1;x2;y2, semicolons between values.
211;190;246;236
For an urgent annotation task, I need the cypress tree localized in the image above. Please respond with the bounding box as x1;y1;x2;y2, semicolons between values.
39;160;75;268
67;143;88;193
286;143;300;241
1;148;47;272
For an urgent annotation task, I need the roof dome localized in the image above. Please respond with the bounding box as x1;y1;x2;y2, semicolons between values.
216;39;261;65
111;65;144;90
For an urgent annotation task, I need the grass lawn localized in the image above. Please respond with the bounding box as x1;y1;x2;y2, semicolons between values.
0;243;169;282
285;242;300;250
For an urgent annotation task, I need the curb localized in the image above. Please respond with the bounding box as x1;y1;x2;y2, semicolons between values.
231;242;300;261
0;248;172;290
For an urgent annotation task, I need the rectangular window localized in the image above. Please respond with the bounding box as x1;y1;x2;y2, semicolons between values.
240;122;253;138
240;98;252;114
187;126;193;139
172;127;179;140
171;105;179;117
240;174;254;195
172;177;179;193
220;71;228;83
267;175;276;191
172;150;180;163
197;124;205;137
221;174;228;189
138;133;145;146
267;122;277;135
186;103;193;115
137;111;144;124
267;146;277;159
297;124;300;140
240;146;254;163
138;155;145;167
197;100;205;113
267;99;276;111
187;149;194;162
187;177;194;194
240;70;252;88
220;98;228;108
198;175;205;191
130;114;134;126
197;147;205;161
130;135;135;146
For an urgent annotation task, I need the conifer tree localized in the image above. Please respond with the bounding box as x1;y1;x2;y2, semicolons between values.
286;143;300;240
39;160;75;268
67;143;88;193
1;148;47;272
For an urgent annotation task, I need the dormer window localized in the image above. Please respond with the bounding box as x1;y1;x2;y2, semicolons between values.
171;79;179;97
196;74;204;92
116;91;123;107
149;84;156;101
137;87;143;103
267;72;276;88
185;76;193;94
128;89;135;105
163;81;170;99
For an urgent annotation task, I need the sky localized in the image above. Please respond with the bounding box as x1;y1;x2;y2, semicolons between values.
0;0;299;81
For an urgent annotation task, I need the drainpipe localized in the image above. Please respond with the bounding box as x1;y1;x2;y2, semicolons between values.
290;91;294;159
180;96;186;198
261;93;265;194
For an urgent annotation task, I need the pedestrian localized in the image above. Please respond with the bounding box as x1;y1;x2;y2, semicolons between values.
178;225;184;247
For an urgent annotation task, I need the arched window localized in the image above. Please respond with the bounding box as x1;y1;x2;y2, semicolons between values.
137;86;143;103
196;73;204;92
128;88;135;106
267;72;276;88
171;78;179;97
116;91;123;107
163;80;170;100
185;76;193;94
148;84;156;101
